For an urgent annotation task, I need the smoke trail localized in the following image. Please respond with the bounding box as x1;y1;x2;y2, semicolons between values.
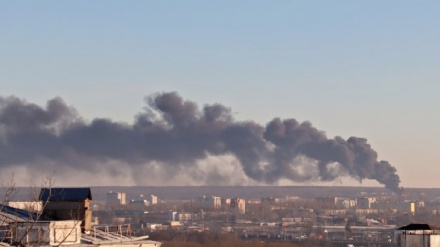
0;92;400;191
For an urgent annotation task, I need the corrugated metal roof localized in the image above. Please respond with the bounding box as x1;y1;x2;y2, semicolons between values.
0;204;53;221
39;188;92;202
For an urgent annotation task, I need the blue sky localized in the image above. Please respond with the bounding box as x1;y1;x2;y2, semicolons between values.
1;1;439;187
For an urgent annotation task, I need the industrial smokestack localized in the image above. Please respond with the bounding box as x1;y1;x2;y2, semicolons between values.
0;92;400;191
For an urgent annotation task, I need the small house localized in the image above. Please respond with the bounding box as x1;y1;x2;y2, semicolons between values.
39;188;92;232
397;223;440;247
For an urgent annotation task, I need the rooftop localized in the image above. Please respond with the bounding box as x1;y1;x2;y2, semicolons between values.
39;188;92;202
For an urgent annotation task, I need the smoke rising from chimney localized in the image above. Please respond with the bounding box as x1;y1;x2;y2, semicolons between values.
0;92;400;191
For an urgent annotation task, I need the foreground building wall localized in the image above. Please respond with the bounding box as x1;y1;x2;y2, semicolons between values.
10;220;81;246
40;188;93;232
399;234;440;247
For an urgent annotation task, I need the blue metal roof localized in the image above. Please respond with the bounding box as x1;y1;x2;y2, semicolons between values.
0;204;53;221
39;188;92;202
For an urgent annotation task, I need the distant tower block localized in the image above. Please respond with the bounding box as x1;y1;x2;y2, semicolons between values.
150;195;158;205
106;191;127;205
230;197;246;214
196;195;222;208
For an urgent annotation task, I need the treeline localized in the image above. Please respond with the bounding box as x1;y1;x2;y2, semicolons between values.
149;231;330;247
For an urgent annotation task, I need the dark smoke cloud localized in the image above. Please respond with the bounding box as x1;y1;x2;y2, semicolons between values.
0;93;400;191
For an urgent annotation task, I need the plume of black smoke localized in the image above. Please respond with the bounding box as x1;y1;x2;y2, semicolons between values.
0;93;400;191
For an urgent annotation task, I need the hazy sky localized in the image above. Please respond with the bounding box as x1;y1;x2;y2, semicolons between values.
1;1;439;188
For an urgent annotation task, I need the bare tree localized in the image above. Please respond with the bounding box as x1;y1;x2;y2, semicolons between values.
0;173;83;247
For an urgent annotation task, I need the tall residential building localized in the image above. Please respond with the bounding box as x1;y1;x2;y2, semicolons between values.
196;195;222;209
106;191;126;205
150;195;158;205
230;197;246;214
